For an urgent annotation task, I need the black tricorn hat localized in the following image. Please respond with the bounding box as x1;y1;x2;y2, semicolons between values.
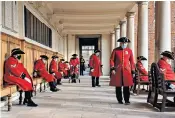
11;48;25;55
117;37;130;43
72;54;78;56
94;50;101;53
161;51;174;60
40;55;49;60
64;61;69;63
52;55;59;59
60;59;65;61
137;56;147;60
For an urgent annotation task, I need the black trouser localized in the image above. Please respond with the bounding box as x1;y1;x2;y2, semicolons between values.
92;76;99;87
80;65;84;75
115;86;130;102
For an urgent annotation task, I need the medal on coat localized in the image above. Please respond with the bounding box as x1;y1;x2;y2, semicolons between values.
125;51;128;55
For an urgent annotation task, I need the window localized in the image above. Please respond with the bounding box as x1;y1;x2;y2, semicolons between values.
24;6;52;47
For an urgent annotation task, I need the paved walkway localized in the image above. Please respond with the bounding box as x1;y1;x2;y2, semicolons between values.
1;76;175;118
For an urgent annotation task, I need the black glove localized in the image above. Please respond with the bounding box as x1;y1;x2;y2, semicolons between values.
90;67;94;70
101;65;103;68
21;73;26;79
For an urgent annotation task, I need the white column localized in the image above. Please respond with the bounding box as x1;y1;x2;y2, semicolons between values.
18;1;24;39
157;1;171;55
111;31;115;52
115;27;120;47
137;2;148;70
126;12;135;56
119;20;127;37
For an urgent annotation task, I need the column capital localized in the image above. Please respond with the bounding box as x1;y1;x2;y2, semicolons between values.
136;1;148;5
126;12;135;18
119;20;126;25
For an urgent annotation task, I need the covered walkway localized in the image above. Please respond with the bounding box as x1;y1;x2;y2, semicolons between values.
1;77;175;118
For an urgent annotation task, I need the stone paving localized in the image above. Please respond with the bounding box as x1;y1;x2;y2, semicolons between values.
1;76;175;118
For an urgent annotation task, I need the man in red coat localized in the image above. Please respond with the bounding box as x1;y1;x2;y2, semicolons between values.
136;56;149;82
63;61;70;78
158;51;175;89
4;48;37;107
70;54;80;83
58;59;65;84
49;55;63;85
34;55;58;92
110;37;135;105
89;50;102;87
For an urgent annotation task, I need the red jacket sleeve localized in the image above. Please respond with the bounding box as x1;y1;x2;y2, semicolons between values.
50;60;57;73
7;58;23;77
129;49;135;71
89;55;94;68
110;49;115;68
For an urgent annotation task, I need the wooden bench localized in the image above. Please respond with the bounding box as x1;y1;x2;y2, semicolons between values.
147;62;175;112
132;68;150;95
0;84;17;111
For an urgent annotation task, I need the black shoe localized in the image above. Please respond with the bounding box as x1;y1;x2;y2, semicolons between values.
92;86;96;87
96;85;101;87
27;100;38;107
23;98;28;105
50;88;58;92
118;101;124;104
125;101;130;105
57;83;62;85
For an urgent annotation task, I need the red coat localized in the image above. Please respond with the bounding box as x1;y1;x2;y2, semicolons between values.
34;59;54;82
58;61;65;72
70;58;79;74
158;58;175;85
4;56;33;91
136;61;148;81
110;47;135;87
49;59;62;79
89;54;102;77
63;63;70;76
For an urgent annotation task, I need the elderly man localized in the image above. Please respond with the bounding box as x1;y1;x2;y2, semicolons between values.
89;50;102;87
158;51;175;89
136;56;149;82
110;37;135;105
4;48;37;107
34;55;58;92
49;55;63;85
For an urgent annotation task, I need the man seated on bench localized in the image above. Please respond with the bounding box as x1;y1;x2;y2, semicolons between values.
49;55;63;86
158;51;175;89
136;56;149;82
58;59;65;85
63;61;70;79
4;48;38;107
33;55;58;92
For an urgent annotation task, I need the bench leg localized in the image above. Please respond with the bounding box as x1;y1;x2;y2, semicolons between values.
34;85;37;96
137;83;140;95
44;82;46;91
19;90;23;105
7;95;12;111
40;83;42;92
160;94;167;112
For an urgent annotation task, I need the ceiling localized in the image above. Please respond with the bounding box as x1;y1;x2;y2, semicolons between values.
28;1;137;35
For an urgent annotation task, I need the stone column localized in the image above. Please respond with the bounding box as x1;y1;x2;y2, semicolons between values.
126;12;135;56
18;1;24;39
111;31;115;52
157;1;171;57
115;27;120;47
137;2;148;70
119;20;127;37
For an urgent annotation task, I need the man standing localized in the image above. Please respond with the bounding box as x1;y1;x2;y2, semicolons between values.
89;50;102;87
80;56;85;76
110;37;135;105
4;48;38;107
34;55;58;92
70;54;80;83
49;55;63;85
